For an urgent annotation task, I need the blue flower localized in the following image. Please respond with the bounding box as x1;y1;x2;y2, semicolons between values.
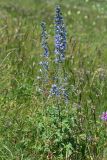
49;6;68;104
40;22;49;73
39;61;49;71
41;22;49;58
54;6;66;62
37;22;49;93
50;84;60;97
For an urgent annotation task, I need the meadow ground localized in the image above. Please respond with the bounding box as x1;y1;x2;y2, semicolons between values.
0;0;107;159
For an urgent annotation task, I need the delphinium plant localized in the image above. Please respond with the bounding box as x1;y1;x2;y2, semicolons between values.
48;7;69;141
36;6;72;159
44;6;73;159
50;5;68;105
37;6;68;105
37;22;50;99
36;5;107;160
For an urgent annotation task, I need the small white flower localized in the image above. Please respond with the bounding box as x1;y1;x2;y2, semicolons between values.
77;11;81;15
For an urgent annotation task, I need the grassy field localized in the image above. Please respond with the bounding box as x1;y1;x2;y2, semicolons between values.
0;0;107;159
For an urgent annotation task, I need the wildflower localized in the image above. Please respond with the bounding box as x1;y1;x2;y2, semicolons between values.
49;83;68;103
37;22;49;94
63;90;69;104
39;21;49;74
37;76;41;80
49;6;68;104
39;61;49;71
77;11;81;15
50;84;60;97
54;5;66;62
101;112;107;121
41;22;49;58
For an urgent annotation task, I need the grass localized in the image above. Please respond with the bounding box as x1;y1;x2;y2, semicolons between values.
0;0;107;159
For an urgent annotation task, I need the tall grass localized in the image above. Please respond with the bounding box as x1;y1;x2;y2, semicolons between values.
0;0;107;159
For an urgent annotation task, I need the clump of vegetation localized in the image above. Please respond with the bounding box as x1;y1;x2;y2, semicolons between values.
0;0;107;160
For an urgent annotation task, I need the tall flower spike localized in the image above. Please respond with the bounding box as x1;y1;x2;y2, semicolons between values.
39;22;49;83
37;22;49;94
41;22;49;58
55;5;66;63
49;6;68;104
40;22;49;73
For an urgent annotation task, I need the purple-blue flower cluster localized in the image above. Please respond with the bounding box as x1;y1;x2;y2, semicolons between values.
39;22;49;79
54;6;66;63
41;22;49;58
39;61;48;71
37;7;68;103
37;22;49;94
49;6;68;104
49;84;68;103
101;112;107;121
50;84;60;97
